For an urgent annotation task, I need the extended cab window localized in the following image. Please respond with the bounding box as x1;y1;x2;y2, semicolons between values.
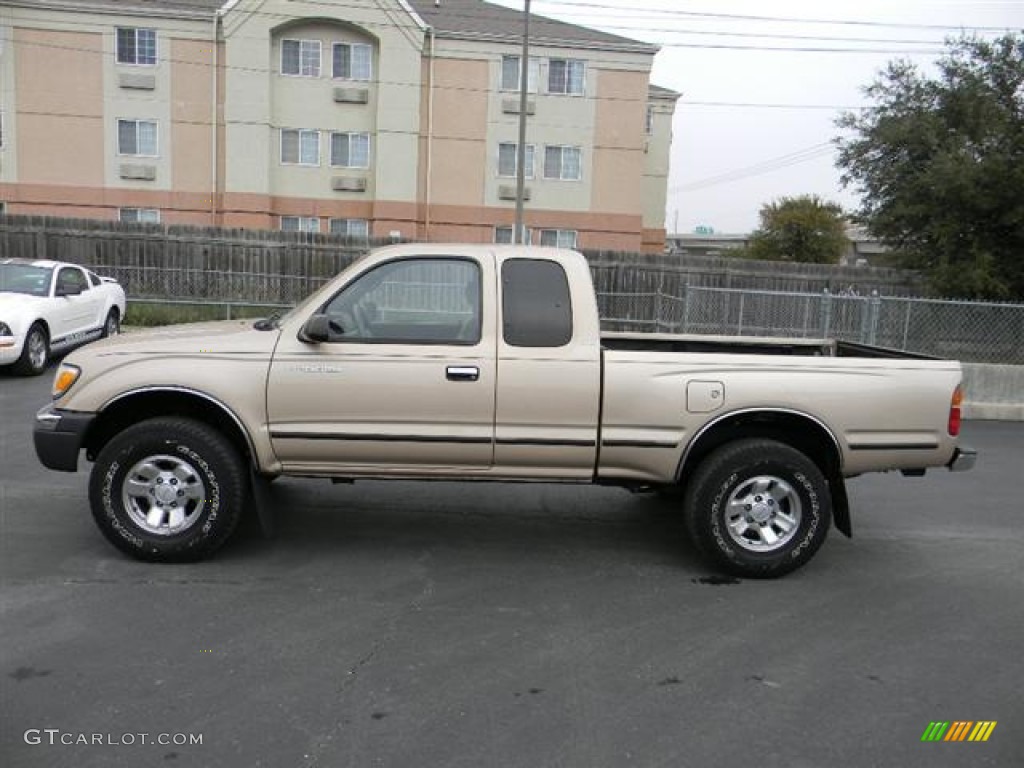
323;258;481;344
501;259;572;347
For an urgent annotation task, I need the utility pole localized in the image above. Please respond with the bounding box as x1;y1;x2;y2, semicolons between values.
514;0;531;244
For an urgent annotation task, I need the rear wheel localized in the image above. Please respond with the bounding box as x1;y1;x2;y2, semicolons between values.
683;438;832;578
13;323;49;376
89;417;247;562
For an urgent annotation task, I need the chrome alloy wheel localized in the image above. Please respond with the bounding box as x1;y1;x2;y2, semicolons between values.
122;454;207;536
27;329;47;370
724;475;803;552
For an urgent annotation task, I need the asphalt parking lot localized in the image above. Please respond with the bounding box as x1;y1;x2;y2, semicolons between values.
2;368;1022;767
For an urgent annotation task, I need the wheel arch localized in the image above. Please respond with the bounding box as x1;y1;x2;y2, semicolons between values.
29;317;51;339
84;387;257;468
675;408;851;537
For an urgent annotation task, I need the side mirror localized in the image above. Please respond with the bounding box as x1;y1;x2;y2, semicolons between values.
298;314;341;343
56;283;82;297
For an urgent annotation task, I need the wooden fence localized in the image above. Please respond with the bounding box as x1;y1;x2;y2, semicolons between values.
0;215;927;300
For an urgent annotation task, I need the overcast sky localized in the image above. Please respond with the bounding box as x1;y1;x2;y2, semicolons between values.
492;0;1023;233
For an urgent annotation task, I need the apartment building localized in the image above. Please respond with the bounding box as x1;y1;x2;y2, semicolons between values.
0;0;678;251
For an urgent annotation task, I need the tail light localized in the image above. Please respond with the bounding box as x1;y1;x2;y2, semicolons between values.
948;385;963;436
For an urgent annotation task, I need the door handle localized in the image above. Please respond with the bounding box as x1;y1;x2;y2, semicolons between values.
446;366;479;382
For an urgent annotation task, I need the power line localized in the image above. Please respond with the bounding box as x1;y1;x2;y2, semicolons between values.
672;143;836;192
586;25;948;45
679;101;868;110
530;0;1018;32
659;42;946;53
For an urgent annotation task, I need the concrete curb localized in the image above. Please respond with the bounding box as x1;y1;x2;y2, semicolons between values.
962;363;1024;421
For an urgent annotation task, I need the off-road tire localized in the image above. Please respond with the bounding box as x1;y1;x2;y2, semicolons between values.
88;417;247;562
683;438;832;578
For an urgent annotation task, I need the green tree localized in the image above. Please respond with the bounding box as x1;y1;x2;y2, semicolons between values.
836;34;1024;299
745;195;847;264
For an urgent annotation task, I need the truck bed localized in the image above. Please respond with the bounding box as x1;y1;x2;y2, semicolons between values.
601;331;939;359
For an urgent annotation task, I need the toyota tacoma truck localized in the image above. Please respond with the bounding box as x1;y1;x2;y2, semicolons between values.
33;244;976;577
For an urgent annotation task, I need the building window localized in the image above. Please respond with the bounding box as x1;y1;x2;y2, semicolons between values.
281;39;321;77
498;143;534;178
117;119;158;156
329;218;369;238
645;105;654;135
281;129;320;166
500;55;539;92
543;146;581;180
539;229;578;249
281;216;320;233
330;132;370;168
495;226;532;244
116;28;157;66
547;58;585;95
119;208;160;224
333;43;372;80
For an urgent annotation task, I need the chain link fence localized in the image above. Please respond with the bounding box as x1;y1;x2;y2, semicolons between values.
597;283;1024;364
2;216;1021;364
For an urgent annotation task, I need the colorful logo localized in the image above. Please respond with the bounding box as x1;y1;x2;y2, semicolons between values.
921;721;997;742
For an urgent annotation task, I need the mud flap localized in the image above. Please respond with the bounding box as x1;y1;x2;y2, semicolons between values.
250;469;276;539
830;475;852;538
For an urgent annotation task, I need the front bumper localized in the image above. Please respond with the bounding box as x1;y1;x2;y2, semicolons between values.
34;406;96;472
947;445;978;472
0;336;24;365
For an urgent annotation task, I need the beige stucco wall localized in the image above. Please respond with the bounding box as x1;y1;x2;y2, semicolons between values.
592;69;646;215
643;96;676;232
15;27;104;187
428;56;488;207
267;20;378;200
1;13;17;186
222;0;423;213
6;7;215;212
0;0;671;251
170;38;216;195
480;40;598;215
102;28;172;191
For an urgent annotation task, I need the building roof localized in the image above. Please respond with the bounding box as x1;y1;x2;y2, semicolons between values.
12;0;658;53
406;0;658;53
8;0;224;17
648;83;681;100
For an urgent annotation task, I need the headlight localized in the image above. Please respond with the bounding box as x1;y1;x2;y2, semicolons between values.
0;322;13;345
53;363;82;399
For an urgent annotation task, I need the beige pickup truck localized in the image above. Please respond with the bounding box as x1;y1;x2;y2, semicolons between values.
34;244;975;577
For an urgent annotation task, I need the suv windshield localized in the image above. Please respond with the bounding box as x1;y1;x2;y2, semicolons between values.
0;263;53;297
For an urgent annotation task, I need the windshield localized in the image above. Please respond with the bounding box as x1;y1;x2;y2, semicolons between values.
0;264;53;297
252;251;375;330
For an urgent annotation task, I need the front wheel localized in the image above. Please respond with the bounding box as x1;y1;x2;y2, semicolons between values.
89;418;247;562
101;308;120;338
683;439;832;578
13;323;49;376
